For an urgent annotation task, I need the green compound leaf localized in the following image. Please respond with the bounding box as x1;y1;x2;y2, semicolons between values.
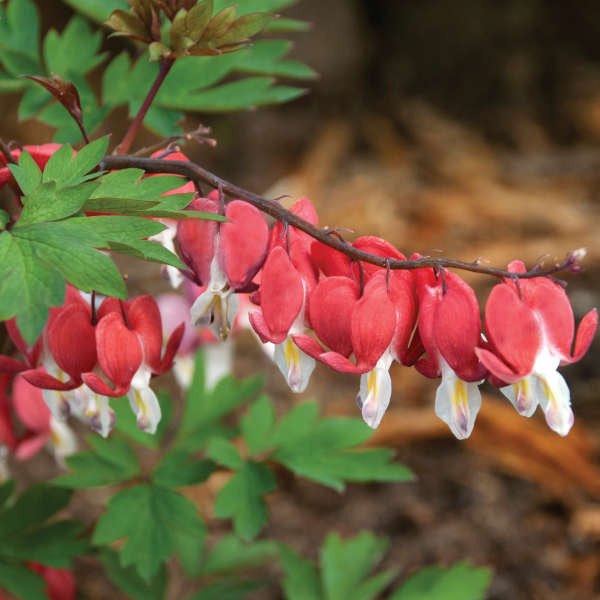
321;532;394;600
152;451;216;488
175;351;263;452
54;435;141;488
0;562;47;600
240;398;414;491
0;480;15;508
43;15;107;77
0;485;72;538
201;535;278;575
93;484;206;580
280;545;321;600
60;0;128;24
1;520;88;568
388;563;493;600
187;577;267;600
8;150;42;195
100;548;167;600
213;460;276;540
0;0;43;79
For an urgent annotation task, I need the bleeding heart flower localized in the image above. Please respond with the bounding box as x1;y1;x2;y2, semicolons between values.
177;194;269;340
476;260;598;436
414;266;487;440
11;375;77;464
250;245;315;392
82;296;183;434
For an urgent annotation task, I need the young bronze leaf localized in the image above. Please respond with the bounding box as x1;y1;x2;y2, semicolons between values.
22;73;88;142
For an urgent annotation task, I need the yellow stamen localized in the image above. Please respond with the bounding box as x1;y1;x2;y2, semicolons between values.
453;379;467;411
285;338;300;369
367;370;377;398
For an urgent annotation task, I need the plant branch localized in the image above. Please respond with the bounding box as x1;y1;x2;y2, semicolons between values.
114;58;175;155
101;154;586;281
0;139;16;165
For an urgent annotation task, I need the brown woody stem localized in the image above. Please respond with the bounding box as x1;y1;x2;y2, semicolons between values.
101;154;584;281
114;58;175;155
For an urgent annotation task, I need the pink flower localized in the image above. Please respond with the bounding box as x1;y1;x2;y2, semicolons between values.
414;267;487;439
476;260;598;436
177;194;269;340
9;375;77;463
82;296;183;434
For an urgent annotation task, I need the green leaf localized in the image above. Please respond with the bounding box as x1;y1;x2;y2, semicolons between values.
0;484;72;538
17;181;97;226
265;17;310;33
159;76;306;112
66;135;110;184
63;215;165;243
187;577;266;600
12;222;127;298
389;563;493;600
0;210;8;231
41;143;76;184
280;545;322;600
206;438;244;470
152;451;216;488
201;535;278;575
113;391;172;448
43;15;107;77
0;0;43;77
90;168;192;199
8;150;42;195
0;562;47;600
109;240;186;269
60;0;128;26
0;480;15;508
270;404;413;491
1;520;88;568
240;395;275;456
213;0;296;15
320;532;392;600
100;548;167;600
0;231;66;344
181;365;263;436
213;461;276;540
54;435;140;488
93;484;206;580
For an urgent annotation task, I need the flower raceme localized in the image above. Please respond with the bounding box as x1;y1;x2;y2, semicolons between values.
476;260;598;436
0;165;596;440
1;291;183;437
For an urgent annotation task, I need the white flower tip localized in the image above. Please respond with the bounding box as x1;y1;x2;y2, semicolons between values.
545;405;574;437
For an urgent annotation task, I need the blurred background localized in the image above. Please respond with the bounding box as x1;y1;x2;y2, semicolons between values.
3;1;600;598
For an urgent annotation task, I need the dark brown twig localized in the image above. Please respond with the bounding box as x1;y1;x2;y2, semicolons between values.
101;154;586;281
0;139;16;165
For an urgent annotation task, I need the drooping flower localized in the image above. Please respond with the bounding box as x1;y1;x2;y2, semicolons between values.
82;296;183;434
10;375;77;464
177;194;269;340
414;267;487;439
476;260;598;436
